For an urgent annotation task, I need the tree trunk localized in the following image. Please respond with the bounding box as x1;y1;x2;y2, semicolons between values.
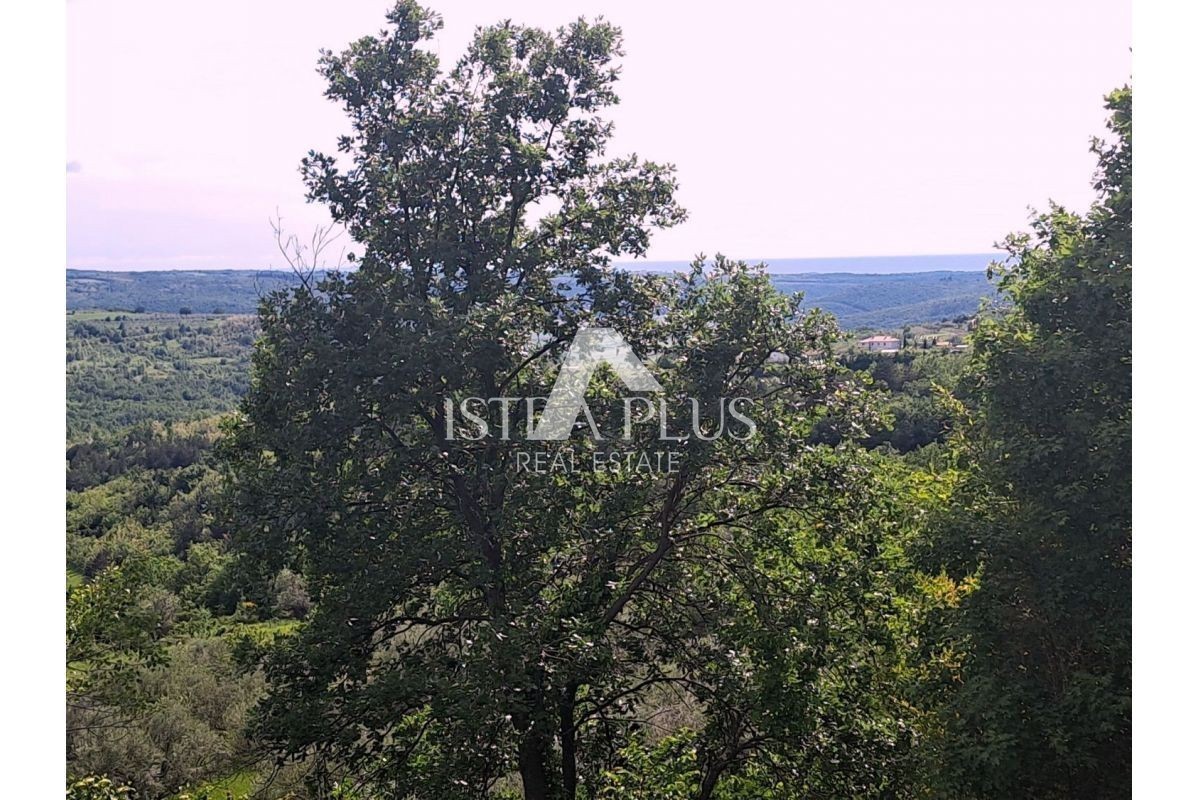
696;764;722;800
519;727;552;800
559;685;578;799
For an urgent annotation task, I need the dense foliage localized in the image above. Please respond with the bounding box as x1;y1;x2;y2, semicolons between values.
67;312;255;441
66;419;302;798
918;87;1132;799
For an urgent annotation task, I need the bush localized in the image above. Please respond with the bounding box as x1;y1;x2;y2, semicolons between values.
270;568;311;620
68;638;265;798
66;776;135;800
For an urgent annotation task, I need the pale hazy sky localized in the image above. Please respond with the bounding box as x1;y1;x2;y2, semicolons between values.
67;0;1130;270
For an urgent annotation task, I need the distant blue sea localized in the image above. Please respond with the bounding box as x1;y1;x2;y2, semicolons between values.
619;253;1000;275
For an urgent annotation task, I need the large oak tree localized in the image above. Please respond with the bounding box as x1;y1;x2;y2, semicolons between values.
226;4;919;797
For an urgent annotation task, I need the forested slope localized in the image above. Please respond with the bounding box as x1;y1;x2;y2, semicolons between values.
68;268;994;328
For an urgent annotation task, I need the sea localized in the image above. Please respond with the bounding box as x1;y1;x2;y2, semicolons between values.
618;253;999;275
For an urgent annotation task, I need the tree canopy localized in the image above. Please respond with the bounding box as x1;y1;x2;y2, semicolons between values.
921;87;1131;799
224;3;927;798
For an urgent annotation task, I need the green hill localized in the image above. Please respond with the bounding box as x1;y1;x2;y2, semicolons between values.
67;268;995;328
775;271;994;328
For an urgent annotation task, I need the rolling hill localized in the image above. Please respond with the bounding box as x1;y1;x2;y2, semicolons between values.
67;268;996;329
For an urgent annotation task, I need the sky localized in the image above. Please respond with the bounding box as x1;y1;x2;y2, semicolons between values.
67;0;1130;270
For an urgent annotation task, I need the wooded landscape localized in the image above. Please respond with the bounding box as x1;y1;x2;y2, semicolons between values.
67;270;994;331
66;4;1131;798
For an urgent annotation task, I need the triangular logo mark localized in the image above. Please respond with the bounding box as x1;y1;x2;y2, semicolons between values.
530;327;662;441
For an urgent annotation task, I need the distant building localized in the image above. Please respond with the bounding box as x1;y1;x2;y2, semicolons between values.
858;335;901;352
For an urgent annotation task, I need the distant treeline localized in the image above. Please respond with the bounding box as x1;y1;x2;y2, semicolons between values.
67;268;995;328
67;269;302;316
